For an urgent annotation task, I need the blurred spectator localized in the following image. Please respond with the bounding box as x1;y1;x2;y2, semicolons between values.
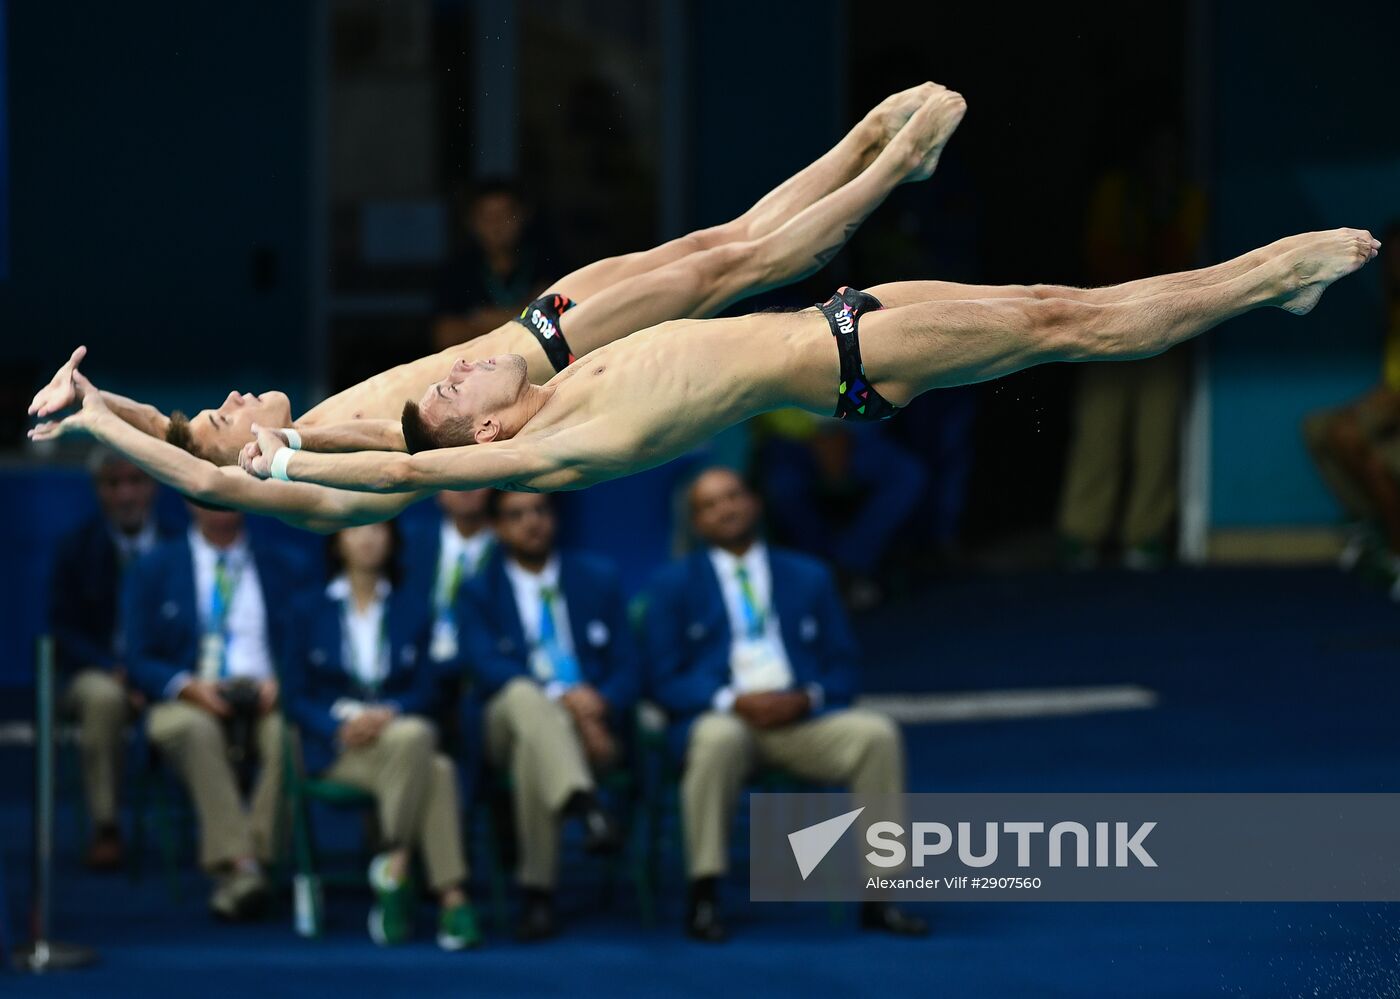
49;449;176;870
1057;126;1206;569
643;468;924;943
123;504;301;921
755;411;926;608
431;178;552;350
281;522;478;950
456;491;638;941
1302;223;1400;586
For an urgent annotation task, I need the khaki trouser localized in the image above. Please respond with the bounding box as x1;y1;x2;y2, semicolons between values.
323;716;467;893
484;678;594;890
682;708;905;879
1058;349;1186;548
147;700;284;871
63;669;128;827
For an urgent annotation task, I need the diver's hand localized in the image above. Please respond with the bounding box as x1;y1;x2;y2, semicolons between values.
239;440;271;479
239;424;287;479
28;371;110;442
28;346;88;418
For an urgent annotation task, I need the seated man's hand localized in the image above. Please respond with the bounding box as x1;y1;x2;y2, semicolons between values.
575;715;619;769
734;690;811;729
561;683;607;722
258;678;279;715
28;345;88;418
339;706;397;748
179;679;233;718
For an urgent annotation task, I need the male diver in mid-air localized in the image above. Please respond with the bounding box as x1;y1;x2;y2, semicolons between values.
32;87;1381;525
28;83;950;527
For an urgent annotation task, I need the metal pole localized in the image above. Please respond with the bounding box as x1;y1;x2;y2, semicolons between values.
15;636;96;972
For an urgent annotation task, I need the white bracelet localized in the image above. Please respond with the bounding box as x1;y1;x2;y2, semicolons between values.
270;446;295;482
282;427;302;450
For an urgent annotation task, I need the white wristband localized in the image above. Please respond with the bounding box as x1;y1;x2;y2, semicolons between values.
281;428;302;450
270;446;295;482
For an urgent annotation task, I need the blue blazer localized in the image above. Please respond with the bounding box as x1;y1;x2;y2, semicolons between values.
281;581;446;775
643;546;859;752
49;515;178;676
401;518;497;598
121;536;304;702
455;549;640;718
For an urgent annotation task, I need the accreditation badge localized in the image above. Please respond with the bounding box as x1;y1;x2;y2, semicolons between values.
731;637;791;693
430;617;459;663
198;633;225;681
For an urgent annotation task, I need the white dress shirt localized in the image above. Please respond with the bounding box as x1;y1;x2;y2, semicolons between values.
503;554;577;697
325;575;393;721
166;528;272;699
707;542;797;712
110;518;158;565
326;576;391;688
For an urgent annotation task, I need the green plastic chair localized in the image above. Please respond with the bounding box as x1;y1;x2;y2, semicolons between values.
281;719;379;937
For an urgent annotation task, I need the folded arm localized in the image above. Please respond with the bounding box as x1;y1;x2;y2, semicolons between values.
258;434;570;495
292;419;407;454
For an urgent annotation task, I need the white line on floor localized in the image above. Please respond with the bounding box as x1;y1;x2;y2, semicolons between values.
857;685;1158;724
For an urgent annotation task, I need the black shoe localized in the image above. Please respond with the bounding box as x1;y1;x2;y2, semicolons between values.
516;891;558;943
562;791;620;855
580;806;620;855
859;902;929;937
686;897;728;943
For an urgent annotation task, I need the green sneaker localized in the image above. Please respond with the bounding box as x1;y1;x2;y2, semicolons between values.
367;853;413;946
437;902;482;951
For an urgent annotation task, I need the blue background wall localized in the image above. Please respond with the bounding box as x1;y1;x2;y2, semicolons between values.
0;1;313;416
1206;1;1400;528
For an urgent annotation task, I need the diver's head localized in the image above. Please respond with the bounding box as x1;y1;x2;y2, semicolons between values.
168;390;293;466
401;355;530;453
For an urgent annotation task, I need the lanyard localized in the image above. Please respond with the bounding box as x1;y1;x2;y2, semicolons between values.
436;537;493;613
209;554;245;636
734;565;767;639
534;585;580;685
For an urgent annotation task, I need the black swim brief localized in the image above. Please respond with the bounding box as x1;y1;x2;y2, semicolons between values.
512;293;578;373
818;286;899;422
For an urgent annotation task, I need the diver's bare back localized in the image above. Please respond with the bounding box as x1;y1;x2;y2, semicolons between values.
515;309;832;489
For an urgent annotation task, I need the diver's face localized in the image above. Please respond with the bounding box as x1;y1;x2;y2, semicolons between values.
189;390;293;465
417;355;529;432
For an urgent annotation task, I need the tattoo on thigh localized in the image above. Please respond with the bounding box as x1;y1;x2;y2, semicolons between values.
812;222;861;268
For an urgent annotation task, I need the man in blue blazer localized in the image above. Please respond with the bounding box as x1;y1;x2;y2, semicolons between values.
645;467;925;942
457;490;639;941
49;449;175;869
123;502;303;921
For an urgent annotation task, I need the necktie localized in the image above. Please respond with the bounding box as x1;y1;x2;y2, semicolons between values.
210;553;233;677
735;565;765;639
538;585;579;685
441;551;468;611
